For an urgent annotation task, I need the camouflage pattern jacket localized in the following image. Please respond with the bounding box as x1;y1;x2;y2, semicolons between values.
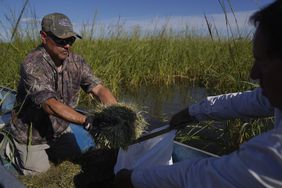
10;45;101;145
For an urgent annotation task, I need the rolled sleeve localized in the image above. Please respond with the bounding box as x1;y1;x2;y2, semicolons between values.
31;90;58;105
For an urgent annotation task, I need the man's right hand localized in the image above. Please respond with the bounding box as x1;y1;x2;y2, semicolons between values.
169;107;197;129
83;115;96;131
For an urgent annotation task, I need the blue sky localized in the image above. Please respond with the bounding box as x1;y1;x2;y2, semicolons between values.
0;0;274;40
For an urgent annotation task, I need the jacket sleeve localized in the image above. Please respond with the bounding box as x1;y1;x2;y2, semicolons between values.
189;88;274;121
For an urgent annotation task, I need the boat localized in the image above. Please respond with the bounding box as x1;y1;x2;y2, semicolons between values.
0;86;218;184
0;87;25;187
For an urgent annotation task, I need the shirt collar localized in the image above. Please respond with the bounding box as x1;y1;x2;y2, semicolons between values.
39;45;68;72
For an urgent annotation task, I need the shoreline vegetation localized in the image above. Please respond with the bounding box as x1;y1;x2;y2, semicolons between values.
0;0;256;95
0;34;254;93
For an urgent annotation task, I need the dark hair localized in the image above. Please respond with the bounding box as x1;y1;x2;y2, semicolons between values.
250;0;282;58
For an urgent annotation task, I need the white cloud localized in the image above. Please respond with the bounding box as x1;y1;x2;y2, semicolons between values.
21;17;40;24
76;10;256;38
0;10;256;41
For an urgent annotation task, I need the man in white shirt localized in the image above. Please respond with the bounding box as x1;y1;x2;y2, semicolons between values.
115;1;282;187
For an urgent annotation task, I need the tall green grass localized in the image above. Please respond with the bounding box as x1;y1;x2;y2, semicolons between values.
0;0;255;94
0;34;254;94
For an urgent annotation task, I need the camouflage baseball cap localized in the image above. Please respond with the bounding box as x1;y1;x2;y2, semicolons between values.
41;13;81;39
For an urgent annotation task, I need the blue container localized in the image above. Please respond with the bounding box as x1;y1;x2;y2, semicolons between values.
69;124;96;153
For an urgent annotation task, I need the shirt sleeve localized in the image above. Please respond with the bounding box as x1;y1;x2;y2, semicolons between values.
21;62;58;106
189;88;274;121
79;58;102;93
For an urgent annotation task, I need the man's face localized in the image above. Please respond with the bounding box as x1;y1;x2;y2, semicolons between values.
250;27;282;109
41;32;75;63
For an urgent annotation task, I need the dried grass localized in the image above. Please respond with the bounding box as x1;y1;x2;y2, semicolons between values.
18;161;81;188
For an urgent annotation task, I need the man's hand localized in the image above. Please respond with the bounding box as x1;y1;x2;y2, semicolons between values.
114;169;134;188
83;115;96;131
169;107;198;129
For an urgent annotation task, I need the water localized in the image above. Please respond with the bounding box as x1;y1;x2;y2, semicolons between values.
118;84;208;120
119;84;225;154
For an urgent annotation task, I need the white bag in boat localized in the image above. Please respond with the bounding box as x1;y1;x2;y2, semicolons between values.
114;125;176;174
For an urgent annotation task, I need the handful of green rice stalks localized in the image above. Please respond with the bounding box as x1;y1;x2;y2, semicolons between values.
88;103;148;149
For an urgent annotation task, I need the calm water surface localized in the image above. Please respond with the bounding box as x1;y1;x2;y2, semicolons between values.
118;84;208;120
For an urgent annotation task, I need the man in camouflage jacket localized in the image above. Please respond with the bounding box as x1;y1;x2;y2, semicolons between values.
6;12;117;175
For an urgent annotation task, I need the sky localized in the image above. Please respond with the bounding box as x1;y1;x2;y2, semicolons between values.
0;0;274;40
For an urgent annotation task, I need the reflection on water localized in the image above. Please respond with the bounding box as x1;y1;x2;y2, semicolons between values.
118;84;208;120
